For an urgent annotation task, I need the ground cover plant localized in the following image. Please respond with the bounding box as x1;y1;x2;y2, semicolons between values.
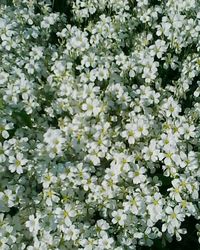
0;0;200;249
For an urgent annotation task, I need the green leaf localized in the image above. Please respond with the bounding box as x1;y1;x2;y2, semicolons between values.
12;110;32;128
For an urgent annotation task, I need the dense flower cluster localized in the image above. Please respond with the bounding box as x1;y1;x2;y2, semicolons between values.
0;0;200;249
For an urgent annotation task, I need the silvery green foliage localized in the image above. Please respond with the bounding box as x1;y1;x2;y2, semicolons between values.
0;0;200;249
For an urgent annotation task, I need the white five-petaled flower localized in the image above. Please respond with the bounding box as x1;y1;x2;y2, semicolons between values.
55;204;77;226
111;209;127;226
162;205;185;234
25;215;40;236
128;164;146;184
147;192;163;221
8;152;27;174
142;139;160;162
81;98;101;116
121;123;138;144
161;97;181;118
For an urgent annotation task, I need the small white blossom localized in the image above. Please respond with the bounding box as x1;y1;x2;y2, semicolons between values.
25;215;40;236
8;153;27;174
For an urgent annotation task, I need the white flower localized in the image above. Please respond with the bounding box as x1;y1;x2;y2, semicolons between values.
111;209;127;226
8;153;28;174
0;189;15;211
142;140;159;162
159;133;177;148
182;123;195;139
169;178;188;203
41;13;59;29
63;225;79;241
161;97;181;118
0;72;9;85
159;145;180;166
98;232;114;249
121;123;138;144
162;206;185;234
128;164;146;184
51;60;66;76
80;238;97;250
174;228;187;241
110;153;133;175
96;67;109;81
123;194;144;215
25;215;40;236
96;219;110;232
135;119;149;137
43;128;65;158
42;172;57;188
150;39;167;59
70;31;89;51
0;119;13;139
29;46;43;60
147;192;163;221
81;98;101;116
55;204;76;226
